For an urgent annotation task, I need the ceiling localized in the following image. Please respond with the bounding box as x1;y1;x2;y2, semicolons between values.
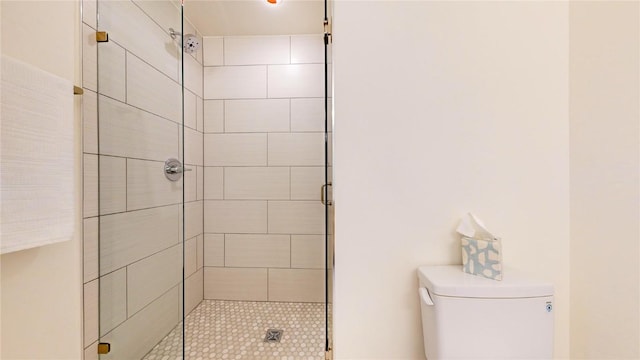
183;0;325;36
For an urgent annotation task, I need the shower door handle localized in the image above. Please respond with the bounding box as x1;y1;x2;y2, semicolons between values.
321;183;333;206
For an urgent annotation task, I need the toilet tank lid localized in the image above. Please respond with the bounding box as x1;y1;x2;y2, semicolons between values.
418;265;554;298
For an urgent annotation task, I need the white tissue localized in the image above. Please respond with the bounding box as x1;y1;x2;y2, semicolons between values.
456;213;497;241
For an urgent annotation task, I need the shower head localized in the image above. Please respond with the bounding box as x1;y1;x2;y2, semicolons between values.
182;34;200;54
169;28;200;54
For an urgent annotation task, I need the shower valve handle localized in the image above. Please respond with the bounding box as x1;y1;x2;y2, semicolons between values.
164;158;190;181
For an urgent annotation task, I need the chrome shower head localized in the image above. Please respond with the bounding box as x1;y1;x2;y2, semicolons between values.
182;34;200;54
169;28;200;54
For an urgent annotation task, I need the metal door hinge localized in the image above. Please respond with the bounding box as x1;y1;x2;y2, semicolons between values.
97;343;111;354
325;349;333;360
324;19;332;44
96;31;109;43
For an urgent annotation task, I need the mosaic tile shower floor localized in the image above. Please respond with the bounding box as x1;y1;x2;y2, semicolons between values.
143;300;326;360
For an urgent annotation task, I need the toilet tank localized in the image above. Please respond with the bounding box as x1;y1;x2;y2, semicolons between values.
418;265;554;360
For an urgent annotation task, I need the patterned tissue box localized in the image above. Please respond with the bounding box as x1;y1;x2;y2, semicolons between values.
461;237;503;281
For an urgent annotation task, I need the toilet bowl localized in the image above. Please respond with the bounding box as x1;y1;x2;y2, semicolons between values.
418;265;554;359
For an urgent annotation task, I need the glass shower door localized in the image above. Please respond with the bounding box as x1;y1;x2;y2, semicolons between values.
95;1;185;358
324;1;334;355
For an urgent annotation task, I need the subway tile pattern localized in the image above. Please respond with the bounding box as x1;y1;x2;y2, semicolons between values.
82;1;204;358
202;35;329;303
143;300;325;360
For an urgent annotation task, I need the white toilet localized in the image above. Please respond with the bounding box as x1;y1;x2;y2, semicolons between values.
418;265;554;359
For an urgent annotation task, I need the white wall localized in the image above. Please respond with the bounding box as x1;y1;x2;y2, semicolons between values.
332;1;570;359
569;2;640;359
0;1;83;358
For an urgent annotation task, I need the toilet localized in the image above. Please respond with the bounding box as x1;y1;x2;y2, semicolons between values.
418;265;554;359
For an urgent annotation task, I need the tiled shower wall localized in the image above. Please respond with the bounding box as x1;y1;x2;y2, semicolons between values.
81;0;204;359
201;35;331;303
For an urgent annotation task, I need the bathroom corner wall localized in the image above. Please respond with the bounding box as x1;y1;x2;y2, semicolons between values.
201;34;329;303
81;0;204;358
332;2;570;359
569;2;640;358
0;1;83;359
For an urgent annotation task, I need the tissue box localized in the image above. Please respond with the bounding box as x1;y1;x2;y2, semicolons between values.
461;237;503;281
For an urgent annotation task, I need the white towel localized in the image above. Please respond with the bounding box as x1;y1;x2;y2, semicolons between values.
1;55;75;254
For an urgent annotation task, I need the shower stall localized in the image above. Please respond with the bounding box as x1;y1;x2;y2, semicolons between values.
81;0;333;359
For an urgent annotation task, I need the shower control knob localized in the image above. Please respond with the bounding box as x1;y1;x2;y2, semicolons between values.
164;158;190;181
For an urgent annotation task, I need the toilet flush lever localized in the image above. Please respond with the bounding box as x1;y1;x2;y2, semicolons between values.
419;288;434;306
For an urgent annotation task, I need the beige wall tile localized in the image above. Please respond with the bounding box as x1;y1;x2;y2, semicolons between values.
130;1;181;38
268;133;324;166
184;90;197;130
291;35;324;64
183;47;203;98
82;0;97;29
291;235;325;269
204;201;267;234
127;159;181;211
185;237;197;277
100;205;180;274
267;64;324;98
82;24;97;92
196;166;204;200
224;36;290;65
83;280;98;346
204;66;267;99
204;134;267;166
197;234;204;269
84;342;98;360
196;96;204;132
100;287;180;360
290;167;325;200
204;268;267;301
224;167;290;200
99;268;127;336
185;269;204;315
225;99;290;133
99;156;126;215
204;100;224;133
97;0;179;81
291;98;331;132
184;127;203;166
83;154;98;218
98;41;126;101
127;54;182;123
185;200;203;240
83;90;98;154
225;234;291;268
185;162;197;202
99;96;179;162
127;244;181;315
83;217;99;282
268;201;325;235
204;234;224;267
268;269;325;302
204;167;223;199
203;37;223;66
